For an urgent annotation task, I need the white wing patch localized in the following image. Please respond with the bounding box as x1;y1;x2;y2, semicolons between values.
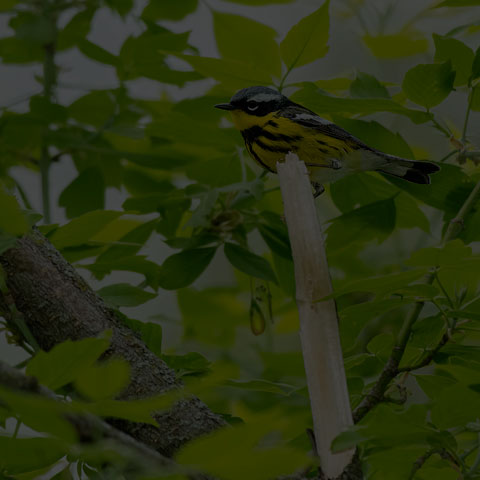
293;113;332;125
250;92;283;103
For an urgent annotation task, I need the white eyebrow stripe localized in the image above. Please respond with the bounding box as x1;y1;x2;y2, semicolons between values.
293;113;332;125
250;93;282;102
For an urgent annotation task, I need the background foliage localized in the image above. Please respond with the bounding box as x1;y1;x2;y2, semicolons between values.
0;0;480;478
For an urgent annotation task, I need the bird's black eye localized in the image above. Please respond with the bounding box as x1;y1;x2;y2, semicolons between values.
247;102;259;112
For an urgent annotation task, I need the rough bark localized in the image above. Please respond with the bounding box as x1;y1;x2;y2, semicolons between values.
0;228;225;457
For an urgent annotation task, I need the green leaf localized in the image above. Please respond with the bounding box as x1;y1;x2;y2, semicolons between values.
333;269;429;298
69;90;115;128
0;187;28;235
402;61;455;109
75;358;131;400
406;239;473;267
166;53;273;89
213;12;281;77
59;167;105;218
331;428;368;453
162;352;210;377
0;36;43;63
178;288;246;345
224;243;277;283
408;315;445;351
97;283;156;307
431;384;480;429
469;85;480;111
225;0;295;3
29;95;68;123
414;374;457;400
96;219;156;263
0;386;76;441
105;0;133;16
49;210;122;248
349;72;389;98
330;171;397;213
83;256;159;289
158;247;217;290
439;345;480;367
313;76;352;92
367;333;395;361
177;418;309;480
436;0;480;6
258;211;292;259
340;298;410;351
332;118;414;158
78;39;118;66
187;190;219;228
280;1;330;69
11;13;56;45
448;309;480;322
26;336;110;390
0;0;17;11
122;319;162;357
472;46;480;80
186;155;243;187
394;193;430;233
224;379;296;395
326;198;397;253
292;84;431;124
141;0;198;21
0;437;66;475
118;31;201;85
271;253;295;297
51;466;74;480
57;9;94;51
433;34;474;86
0;234;18;255
363;30;428;58
387;162;472;215
258;223;292;260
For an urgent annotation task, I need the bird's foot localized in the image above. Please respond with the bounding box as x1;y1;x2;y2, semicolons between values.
313;182;325;198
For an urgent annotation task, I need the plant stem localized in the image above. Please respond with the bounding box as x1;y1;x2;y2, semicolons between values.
462;86;476;143
430;115;451;139
353;295;430;422
278;63;295;93
12;418;21;439
438;149;459;163
442;180;480;244
40;3;57;224
466;435;480;478
353;177;480;423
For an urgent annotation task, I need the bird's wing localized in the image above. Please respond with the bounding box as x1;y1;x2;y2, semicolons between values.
279;104;372;148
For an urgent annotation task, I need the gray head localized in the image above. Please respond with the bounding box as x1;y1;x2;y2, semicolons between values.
215;86;290;116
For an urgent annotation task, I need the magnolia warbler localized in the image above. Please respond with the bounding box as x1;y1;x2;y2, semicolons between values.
215;86;439;196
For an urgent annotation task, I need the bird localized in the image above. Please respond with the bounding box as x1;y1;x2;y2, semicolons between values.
214;86;439;197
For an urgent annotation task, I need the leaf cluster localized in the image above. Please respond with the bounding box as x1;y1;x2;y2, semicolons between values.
0;0;480;479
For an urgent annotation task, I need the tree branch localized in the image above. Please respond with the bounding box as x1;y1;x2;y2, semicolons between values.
0;360;176;475
0;228;225;457
353;178;480;424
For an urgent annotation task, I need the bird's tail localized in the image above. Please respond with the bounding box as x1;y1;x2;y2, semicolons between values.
376;153;440;184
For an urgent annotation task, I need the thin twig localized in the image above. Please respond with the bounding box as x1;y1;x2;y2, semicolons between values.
353;177;480;423
409;448;438;479
39;3;58;224
462;86;476;143
466;435;480;478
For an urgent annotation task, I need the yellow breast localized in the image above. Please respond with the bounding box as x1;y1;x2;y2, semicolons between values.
229;111;356;174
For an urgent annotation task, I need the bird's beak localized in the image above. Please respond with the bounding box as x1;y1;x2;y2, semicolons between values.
214;103;235;110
